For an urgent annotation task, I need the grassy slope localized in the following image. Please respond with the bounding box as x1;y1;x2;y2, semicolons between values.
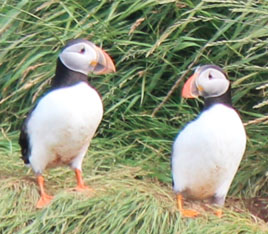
0;0;267;233
0;139;267;233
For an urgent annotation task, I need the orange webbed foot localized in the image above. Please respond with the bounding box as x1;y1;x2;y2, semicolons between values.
74;184;94;192
36;193;53;208
180;209;199;218
75;184;89;191
177;194;199;218
36;175;53;208
74;168;94;192
215;209;223;218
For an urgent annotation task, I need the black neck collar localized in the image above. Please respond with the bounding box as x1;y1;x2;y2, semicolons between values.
203;86;232;110
51;59;89;89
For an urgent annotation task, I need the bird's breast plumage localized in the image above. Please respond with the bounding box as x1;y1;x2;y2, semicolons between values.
26;82;103;170
172;104;246;200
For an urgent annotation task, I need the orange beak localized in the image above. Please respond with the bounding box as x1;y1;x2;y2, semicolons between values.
182;72;198;98
93;46;116;75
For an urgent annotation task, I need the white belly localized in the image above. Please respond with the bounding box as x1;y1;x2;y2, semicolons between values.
172;104;246;200
27;82;103;171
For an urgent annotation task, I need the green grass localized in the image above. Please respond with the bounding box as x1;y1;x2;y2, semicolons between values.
0;137;267;233
0;0;268;233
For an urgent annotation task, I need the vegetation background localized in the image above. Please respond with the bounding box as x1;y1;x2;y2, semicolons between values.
0;0;267;233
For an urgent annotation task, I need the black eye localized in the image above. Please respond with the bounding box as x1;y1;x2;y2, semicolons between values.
80;47;85;53
208;72;213;79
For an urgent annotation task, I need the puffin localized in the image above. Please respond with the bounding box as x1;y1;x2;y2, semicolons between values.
171;65;246;217
19;39;116;208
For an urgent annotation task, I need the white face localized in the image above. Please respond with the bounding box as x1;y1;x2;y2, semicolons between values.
195;66;230;98
59;41;99;75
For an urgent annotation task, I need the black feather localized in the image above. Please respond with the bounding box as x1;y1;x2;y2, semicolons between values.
203;85;232;110
19;114;32;164
51;58;89;89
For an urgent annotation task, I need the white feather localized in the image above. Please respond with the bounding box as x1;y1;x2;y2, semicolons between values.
196;68;229;98
172;104;246;201
59;42;98;75
27;82;103;174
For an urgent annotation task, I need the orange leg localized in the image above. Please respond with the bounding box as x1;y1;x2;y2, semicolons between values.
36;175;53;208
74;169;91;191
177;194;199;218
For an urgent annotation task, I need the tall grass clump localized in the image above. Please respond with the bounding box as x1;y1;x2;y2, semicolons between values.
0;0;267;233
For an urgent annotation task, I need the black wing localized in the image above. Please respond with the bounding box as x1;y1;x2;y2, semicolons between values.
19;116;31;164
18;87;50;165
19;105;37;165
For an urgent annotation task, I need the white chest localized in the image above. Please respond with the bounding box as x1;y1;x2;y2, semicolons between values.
172;104;247;199
27;82;103;158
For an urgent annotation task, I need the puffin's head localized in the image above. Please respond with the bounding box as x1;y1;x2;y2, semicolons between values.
59;39;116;75
182;65;230;99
